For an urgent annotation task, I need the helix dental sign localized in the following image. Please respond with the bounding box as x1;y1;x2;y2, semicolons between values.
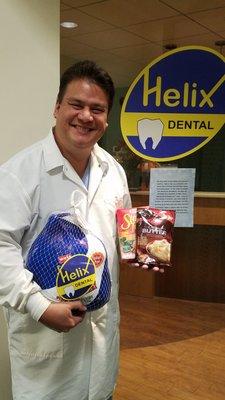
120;46;225;161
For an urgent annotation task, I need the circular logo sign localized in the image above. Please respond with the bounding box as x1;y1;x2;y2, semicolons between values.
56;254;96;301
120;46;225;161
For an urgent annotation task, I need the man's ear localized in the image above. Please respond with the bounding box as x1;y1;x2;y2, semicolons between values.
53;102;60;118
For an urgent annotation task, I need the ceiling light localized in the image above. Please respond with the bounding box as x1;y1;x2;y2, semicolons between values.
60;21;78;29
163;44;177;50
215;40;225;47
215;40;225;54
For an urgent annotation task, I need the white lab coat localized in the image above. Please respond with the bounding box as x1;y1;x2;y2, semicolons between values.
0;131;131;400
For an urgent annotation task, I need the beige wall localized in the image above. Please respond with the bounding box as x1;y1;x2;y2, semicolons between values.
0;1;59;399
0;0;60;163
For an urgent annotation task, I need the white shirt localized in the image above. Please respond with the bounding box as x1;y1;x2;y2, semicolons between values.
0;131;131;400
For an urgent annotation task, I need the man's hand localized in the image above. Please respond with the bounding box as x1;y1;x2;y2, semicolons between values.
126;261;166;273
39;301;87;333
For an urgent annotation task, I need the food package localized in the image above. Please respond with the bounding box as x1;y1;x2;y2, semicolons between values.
116;208;137;259
136;207;175;268
26;210;111;312
116;206;175;268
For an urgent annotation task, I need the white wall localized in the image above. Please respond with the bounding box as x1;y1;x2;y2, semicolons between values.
0;1;59;399
0;0;60;163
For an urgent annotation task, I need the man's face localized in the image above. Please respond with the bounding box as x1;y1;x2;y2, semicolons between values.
54;78;109;155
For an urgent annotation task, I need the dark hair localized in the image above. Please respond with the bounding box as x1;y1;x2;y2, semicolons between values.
57;60;115;112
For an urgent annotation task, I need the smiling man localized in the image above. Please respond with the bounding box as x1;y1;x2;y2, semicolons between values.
0;61;131;400
53;77;109;176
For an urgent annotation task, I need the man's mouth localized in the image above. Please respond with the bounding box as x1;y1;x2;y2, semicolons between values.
69;124;94;134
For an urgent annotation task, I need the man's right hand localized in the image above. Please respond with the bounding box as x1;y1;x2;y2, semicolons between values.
39;301;87;333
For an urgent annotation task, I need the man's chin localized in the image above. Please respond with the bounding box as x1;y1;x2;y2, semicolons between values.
71;139;95;151
71;133;101;147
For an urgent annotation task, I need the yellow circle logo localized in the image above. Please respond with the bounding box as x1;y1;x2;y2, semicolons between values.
56;254;96;301
120;46;225;161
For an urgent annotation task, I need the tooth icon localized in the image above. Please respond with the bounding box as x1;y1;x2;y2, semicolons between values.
138;118;164;150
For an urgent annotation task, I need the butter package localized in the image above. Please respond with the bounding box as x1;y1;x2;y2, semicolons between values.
136;207;175;267
116;208;137;260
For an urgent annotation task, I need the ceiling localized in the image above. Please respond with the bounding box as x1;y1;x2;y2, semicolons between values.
60;0;225;87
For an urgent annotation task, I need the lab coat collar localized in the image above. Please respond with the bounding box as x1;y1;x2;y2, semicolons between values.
92;143;109;177
42;130;64;172
42;130;109;177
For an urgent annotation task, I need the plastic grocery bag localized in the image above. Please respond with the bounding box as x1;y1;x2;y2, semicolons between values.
26;191;111;311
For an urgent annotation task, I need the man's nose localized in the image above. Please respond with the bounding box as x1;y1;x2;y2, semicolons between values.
77;108;93;122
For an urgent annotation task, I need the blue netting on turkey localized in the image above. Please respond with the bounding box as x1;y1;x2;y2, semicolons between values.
26;212;111;311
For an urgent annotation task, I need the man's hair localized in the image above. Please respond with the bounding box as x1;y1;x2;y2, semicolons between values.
57;60;115;112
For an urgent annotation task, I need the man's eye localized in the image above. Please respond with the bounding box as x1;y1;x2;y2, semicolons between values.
92;108;104;114
68;102;82;109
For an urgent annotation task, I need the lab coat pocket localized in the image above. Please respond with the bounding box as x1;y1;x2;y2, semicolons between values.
103;194;124;213
9;312;63;359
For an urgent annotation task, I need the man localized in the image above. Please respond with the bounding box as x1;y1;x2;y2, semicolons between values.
0;60;131;400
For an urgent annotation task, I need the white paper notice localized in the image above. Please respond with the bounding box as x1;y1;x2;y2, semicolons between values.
149;168;196;227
